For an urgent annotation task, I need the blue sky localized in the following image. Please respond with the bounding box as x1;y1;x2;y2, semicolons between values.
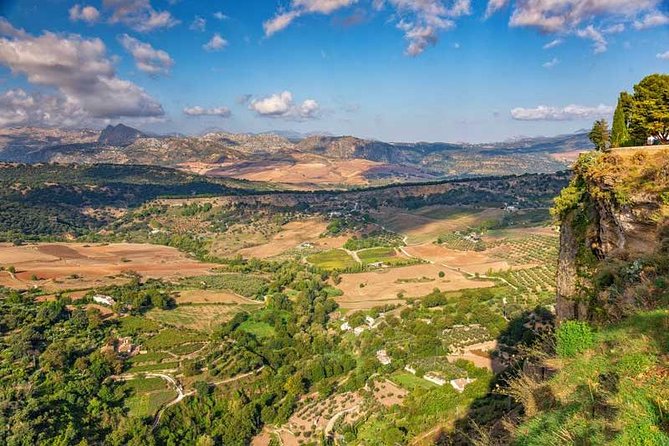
0;0;668;142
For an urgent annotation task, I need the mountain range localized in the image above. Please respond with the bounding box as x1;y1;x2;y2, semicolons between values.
0;124;592;188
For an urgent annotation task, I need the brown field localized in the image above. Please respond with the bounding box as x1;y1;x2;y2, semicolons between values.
335;263;495;310
403;244;513;275
0;243;218;292
376;206;505;244
237;218;346;258
372;379;408;407
202;155;383;187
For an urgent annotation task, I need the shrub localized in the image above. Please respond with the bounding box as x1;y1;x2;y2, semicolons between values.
556;321;595;358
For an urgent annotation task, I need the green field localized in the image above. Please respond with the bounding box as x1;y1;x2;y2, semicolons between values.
391;372;439;391
239;320;275;338
128;352;173;365
179;273;269;298
124;388;177;418
307;249;358;271
117;316;162;336
357;247;408;266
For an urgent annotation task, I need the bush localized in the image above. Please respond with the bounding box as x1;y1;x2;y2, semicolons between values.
556;321;595;357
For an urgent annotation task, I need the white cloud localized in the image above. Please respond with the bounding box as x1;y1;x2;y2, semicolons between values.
508;0;660;32
103;0;179;32
249;91;321;120
542;38;563;49
576;25;607;53
190;16;206;31
183;106;231;117
69;4;101;24
0;18;164;120
0;88;87;127
203;33;227;51
118;34;173;76
602;23;625;34
264;11;302;36
511;104;613;121
213;12;228;20
263;0;359;37
633;11;669;29
657;51;669;60
484;0;508;19
542;57;559;68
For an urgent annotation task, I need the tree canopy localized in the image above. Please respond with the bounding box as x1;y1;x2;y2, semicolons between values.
621;74;669;145
589;119;610;152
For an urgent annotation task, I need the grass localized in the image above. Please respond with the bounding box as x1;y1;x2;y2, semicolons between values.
513;310;669;445
124;389;177;418
358;247;406;266
128;352;173;364
391;372;439;391
122;377;167;393
238;320;275;338
307;249;358;271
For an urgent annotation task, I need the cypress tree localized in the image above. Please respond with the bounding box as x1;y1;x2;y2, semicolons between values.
611;93;630;147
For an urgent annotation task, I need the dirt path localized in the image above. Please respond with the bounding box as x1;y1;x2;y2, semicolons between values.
324;406;358;438
343;248;362;264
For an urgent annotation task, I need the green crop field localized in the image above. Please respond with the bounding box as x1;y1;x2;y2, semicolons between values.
239;320;275;338
307;249;358;271
146;304;241;332
124;388;177;418
391;372;438;391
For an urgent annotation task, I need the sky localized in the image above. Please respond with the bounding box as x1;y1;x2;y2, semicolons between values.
0;0;667;143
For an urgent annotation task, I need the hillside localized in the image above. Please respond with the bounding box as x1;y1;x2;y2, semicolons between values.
0;127;590;187
447;147;669;445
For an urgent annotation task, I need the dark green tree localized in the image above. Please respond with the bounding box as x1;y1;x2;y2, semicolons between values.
611;92;631;147
628;74;669;144
589;119;611;152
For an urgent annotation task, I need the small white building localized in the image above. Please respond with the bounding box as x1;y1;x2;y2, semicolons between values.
353;326;366;336
340;322;351;332
376;349;392;365
92;294;115;306
365;316;375;326
404;365;417;375
424;373;446;386
450;378;476;393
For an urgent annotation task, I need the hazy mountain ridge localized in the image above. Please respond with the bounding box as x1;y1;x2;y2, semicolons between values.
0;125;591;184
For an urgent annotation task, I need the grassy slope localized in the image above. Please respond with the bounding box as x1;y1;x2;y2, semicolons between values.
513;310;669;445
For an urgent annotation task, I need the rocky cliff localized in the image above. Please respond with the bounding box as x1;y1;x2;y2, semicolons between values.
555;147;669;321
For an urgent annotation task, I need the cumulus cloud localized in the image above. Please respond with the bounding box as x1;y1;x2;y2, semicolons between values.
388;0;474;56
264;0;360;37
103;0;178;32
69;4;101;24
213;12;228;20
118;34;173;76
511;104;613;121
190;16;206;31
507;0;661;33
203;33;227;51
0;88;87;127
249;91;320;120
657;51;669;60
542;57;559;68
183;106;231;117
0;18;164;122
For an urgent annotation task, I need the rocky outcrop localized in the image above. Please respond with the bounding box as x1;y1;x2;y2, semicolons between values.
555;149;669;321
98;124;145;146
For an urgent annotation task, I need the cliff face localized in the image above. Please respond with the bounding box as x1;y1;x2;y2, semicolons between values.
555;148;669;321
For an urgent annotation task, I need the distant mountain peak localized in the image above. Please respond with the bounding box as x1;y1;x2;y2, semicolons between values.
98;124;145;147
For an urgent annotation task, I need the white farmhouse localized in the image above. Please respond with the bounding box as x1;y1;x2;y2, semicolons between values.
424;373;446;386
92;295;115;306
376;349;392;365
450;378;476;393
